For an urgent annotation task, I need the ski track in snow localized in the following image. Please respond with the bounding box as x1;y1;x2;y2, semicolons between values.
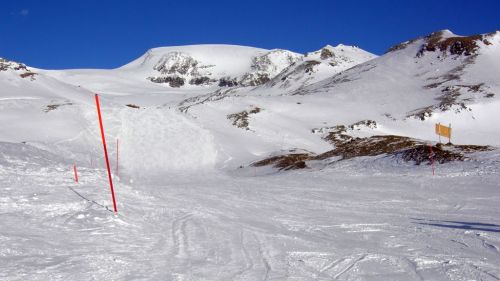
1;152;500;280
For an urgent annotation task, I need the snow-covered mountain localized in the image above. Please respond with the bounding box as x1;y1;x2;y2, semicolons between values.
267;44;377;90
41;44;373;93
2;31;500;171
284;30;500;144
2;31;500;280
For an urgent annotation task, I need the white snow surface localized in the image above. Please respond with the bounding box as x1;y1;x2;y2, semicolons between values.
1;37;500;280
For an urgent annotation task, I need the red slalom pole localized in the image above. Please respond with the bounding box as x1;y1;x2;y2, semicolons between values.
73;164;79;183
95;94;118;213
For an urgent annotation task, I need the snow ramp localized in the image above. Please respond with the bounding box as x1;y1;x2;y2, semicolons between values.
113;108;217;178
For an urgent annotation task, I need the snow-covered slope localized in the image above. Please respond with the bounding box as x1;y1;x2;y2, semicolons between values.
41;45;304;94
266;44;376;90
180;30;500;153
3;31;500;172
0;57;94;144
2;32;500;280
282;30;500;144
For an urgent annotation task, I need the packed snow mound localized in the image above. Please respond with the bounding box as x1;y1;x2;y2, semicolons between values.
115;108;218;178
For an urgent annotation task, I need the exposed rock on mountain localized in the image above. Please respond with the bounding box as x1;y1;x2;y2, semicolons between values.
416;29;493;57
291;30;499;127
238;49;302;86
0;57;37;80
266;45;376;90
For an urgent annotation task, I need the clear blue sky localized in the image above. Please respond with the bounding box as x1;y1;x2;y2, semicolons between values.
1;0;499;69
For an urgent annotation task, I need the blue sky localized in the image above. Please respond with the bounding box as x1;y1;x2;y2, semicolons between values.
1;0;499;69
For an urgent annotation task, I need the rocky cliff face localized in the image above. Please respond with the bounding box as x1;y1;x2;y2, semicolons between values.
388;29;498;58
145;48;304;88
416;30;494;57
0;58;28;72
266;45;377;90
0;58;37;80
238;49;303;86
143;46;374;89
146;52;215;87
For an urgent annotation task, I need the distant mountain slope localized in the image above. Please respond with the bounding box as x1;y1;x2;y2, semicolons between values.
41;44;374;93
0;57;95;152
1;32;499;173
295;30;499;115
267;44;377;90
178;30;499;151
275;30;500;144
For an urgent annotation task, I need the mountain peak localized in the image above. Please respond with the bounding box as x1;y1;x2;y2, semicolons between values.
431;29;456;38
387;29;496;56
418;30;493;57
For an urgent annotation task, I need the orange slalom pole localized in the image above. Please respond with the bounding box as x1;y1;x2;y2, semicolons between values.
95;94;118;213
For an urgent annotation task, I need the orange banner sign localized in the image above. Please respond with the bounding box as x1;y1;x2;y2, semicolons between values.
435;123;452;138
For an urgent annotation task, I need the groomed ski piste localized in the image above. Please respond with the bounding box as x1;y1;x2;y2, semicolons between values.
1;32;500;280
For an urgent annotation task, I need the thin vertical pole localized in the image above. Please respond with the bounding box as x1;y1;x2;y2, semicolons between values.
449;123;452;144
438;123;441;144
95;94;118;213
73;165;79;183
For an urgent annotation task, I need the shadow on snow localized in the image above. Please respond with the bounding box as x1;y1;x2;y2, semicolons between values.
412;218;500;233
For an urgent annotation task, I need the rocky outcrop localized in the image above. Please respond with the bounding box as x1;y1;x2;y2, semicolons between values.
266;45;376;90
153;52;213;76
0;58;37;80
148;76;185;87
388;30;494;57
0;58;28;71
238;49;302;87
416;30;491;57
218;77;239;87
189;76;214;86
146;52;214;87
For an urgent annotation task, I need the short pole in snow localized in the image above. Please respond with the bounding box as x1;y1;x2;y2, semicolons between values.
428;144;435;176
95;94;118;213
448;123;452;144
437;123;442;144
73;165;79;183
